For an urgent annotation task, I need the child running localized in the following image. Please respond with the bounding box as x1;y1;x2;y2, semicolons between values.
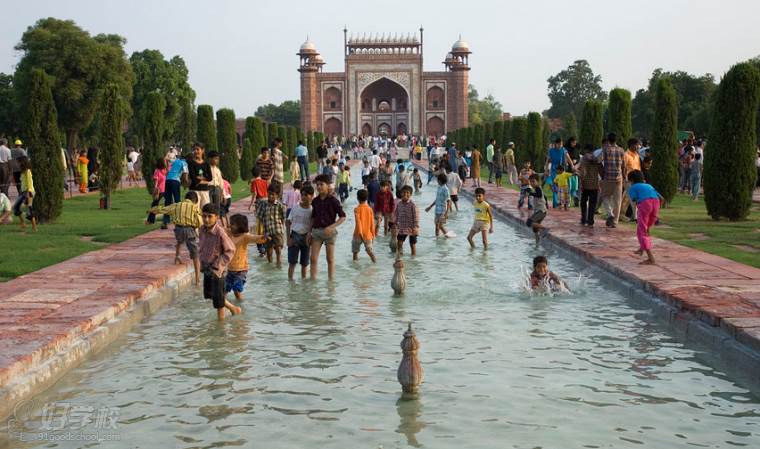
526;174;549;246
198;203;240;320
374;180;395;236
425;173;451;238
286;184;314;280
149;191;202;285
467;187;494;250
225;214;266;300
627;170;663;265
530;255;568;293
352;189;377;262
256;183;286;268
517;161;534;209
310;174;347;280
392;185;419;256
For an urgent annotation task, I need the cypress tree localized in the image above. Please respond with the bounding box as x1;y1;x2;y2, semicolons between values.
484;122;493;150
608;88;632;144
25;69;63;222
540;117;551;166
511;117;528;167
649;77;679;204
563;112;578;141
98;84;124;209
178;99;195;152
240;117;257;180
216;108;239;182
526;112;543;168
306;131;314;160
251;117;265;160
500;120;512;150
473;124;484;151
267;123;278;147
704;63;760;220
142;92;165;194
580;100;604;150
288;126;298;159
492;121;503;150
196;104;217;151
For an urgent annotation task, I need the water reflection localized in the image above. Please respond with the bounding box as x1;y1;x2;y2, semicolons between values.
396;395;425;447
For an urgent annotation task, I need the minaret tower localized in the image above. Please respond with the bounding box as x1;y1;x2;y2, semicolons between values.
298;37;324;132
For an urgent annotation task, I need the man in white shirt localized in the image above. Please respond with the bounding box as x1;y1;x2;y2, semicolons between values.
0;138;11;196
369;150;381;170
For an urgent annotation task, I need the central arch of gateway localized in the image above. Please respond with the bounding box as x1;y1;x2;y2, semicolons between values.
298;28;471;138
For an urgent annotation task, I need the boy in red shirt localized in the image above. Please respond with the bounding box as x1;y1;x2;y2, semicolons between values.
373;180;395;236
248;166;270;256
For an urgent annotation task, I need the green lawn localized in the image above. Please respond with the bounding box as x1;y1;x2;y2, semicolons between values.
0;180;253;282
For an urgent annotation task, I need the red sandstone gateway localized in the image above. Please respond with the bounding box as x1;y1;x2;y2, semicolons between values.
297;29;471;139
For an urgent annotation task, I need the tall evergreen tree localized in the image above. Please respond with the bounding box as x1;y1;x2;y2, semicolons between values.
540;117;551;165
563;112;578;140
142;91;165;193
608;88;632;143
511;117;528;167
306;131;314;161
251;117;266;159
287;126;298;159
473;124;484;150
216;108;239;182
704;63;760;220
484;122;493;149
492;121;503;150
178;99;195;152
649;78;679;204
240;117;257;180
526;112;543;168
500;120;512;150
196;104;216;151
267;123;278;147
98;84;124;209
580;100;604;150
25;69;63;222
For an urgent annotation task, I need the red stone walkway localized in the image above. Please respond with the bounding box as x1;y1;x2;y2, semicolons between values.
0;196;250;417
415;161;760;353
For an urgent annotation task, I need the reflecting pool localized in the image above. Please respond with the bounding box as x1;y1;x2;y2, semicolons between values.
5;170;759;449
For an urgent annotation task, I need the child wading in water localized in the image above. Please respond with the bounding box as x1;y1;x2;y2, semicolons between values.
149;191;202;286
467;187;494;250
352;189;377;262
225;214;266;300
256;183;286;268
310;174;347;280
286;184;314;280
526;174;548;245
392;185;419;256
374;180;394;236
199;203;240;320
425;173;451;237
530;255;568;293
627;170;662;265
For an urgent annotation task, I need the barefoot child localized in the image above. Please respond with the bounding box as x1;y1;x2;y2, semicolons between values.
526;174;548;246
286;184;314;280
412;168;422;193
467;187;494;249
445;165;462;212
352;189;377;262
149;191;202;285
392;185;419;256
374;180;394;235
309;174;347;280
552;165;572;210
530;255;568;293
225;214;266;300
338;165;351;203
425;173;451;237
199;203;240;320
249;166;269;256
517;161;534;209
256;183;286;268
627;169;662;265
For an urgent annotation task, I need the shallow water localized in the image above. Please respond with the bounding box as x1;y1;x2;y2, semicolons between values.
4;170;760;449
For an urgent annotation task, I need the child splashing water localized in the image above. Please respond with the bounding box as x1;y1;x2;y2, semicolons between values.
529;255;569;294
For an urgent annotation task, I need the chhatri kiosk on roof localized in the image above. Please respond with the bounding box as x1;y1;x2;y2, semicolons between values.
298;29;471;139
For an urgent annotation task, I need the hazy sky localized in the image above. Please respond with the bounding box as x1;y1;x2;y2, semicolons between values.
2;0;759;117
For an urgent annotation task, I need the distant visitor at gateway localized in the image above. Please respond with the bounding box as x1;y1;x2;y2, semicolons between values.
298;28;471;139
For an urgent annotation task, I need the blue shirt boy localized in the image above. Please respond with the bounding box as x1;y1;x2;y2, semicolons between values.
628;182;660;203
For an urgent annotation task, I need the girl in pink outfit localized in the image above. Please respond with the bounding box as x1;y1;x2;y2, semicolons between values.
627;170;663;265
146;158;168;226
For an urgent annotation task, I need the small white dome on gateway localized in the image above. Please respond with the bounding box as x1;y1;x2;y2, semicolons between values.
312;54;324;63
300;38;317;53
452;37;470;51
